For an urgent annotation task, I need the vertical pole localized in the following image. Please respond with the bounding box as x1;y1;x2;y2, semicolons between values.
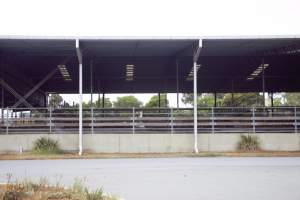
90;60;94;135
211;107;215;134
158;93;161;113
102;93;105;108
252;107;256;133
79;62;83;155
158;93;161;107
193;62;199;153
102;93;105;117
170;107;174;134
1;86;3;120
294;107;297;134
262;59;266;107
49;107;52;133
6;107;8;135
271;93;274;107
214;92;217;107
98;93;101;107
176;60;179;110
132;107;135;134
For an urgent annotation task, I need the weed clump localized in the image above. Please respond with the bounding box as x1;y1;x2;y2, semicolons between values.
238;135;260;151
33;137;62;154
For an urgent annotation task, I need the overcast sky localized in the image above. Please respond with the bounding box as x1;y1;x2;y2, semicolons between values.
1;0;299;106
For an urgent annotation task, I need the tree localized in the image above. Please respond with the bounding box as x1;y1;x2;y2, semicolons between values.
49;94;63;108
113;96;143;108
221;93;264;107
282;93;300;106
145;94;169;108
182;93;218;107
94;97;112;108
182;93;265;107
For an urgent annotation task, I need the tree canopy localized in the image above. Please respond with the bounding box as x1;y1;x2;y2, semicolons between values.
113;95;143;108
145;94;169;108
49;94;63;108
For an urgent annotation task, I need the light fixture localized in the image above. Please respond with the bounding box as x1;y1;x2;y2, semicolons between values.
246;63;269;81
125;64;135;81
58;64;72;81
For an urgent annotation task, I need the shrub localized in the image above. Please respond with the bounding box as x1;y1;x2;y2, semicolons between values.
33;137;62;154
238;135;260;151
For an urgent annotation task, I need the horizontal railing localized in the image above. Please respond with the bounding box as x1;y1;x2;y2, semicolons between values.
0;107;299;134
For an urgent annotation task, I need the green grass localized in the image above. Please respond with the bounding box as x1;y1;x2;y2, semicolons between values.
32;137;62;154
238;135;260;151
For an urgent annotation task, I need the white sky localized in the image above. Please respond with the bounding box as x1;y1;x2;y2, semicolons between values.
1;0;299;107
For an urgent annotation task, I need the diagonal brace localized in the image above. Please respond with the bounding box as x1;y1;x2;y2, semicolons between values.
0;79;33;108
12;67;58;108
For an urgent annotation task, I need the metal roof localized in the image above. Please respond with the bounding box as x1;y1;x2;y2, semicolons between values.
0;35;300;107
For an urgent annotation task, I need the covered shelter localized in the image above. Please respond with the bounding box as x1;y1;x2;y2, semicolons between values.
1;35;300;154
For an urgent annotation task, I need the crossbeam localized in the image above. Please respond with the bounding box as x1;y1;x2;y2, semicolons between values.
12;67;58;108
0;79;33;108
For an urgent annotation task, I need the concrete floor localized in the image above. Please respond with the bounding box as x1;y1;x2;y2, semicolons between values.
0;157;300;200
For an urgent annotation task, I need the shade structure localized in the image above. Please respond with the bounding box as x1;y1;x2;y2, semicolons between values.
0;35;300;107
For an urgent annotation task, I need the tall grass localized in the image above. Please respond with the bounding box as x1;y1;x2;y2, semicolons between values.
0;176;117;200
238;135;260;151
33;137;62;154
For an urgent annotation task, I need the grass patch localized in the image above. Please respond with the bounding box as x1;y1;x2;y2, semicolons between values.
0;175;118;200
32;137;62;154
238;135;260;151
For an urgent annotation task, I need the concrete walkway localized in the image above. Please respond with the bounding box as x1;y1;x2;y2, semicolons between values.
1;157;300;200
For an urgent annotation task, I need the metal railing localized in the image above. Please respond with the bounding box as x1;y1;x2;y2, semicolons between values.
0;107;299;134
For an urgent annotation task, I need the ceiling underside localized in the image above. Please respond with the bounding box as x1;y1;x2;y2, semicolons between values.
0;37;300;104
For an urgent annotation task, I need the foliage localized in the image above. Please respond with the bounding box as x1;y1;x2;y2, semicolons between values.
238;135;260;151
33;137;62;154
49;94;63;108
113;95;143;108
282;93;300;106
95;97;113;108
221;93;264;107
0;177;116;200
182;93;264;107
145;94;169;108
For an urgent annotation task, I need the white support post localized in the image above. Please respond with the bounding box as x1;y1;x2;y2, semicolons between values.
76;39;83;156
79;63;83;155
90;60;94;135
192;40;202;153
193;61;198;153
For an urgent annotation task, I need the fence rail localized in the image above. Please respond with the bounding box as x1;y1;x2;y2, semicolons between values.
0;107;299;134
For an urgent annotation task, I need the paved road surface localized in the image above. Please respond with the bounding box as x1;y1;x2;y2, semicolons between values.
1;157;300;200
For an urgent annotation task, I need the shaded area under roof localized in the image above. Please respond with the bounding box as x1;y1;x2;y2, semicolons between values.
0;36;300;107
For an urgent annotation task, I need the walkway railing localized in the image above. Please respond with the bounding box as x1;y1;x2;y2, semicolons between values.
0;107;299;134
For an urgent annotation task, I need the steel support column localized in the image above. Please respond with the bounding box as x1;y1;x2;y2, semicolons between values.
193;39;202;153
90;60;94;134
76;39;83;155
176;59;179;110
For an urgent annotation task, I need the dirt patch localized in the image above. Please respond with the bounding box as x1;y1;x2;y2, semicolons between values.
1;151;300;160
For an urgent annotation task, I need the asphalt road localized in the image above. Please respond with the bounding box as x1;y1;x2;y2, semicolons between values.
1;157;300;200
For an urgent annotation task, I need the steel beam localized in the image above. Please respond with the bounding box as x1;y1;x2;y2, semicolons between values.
76;39;83;156
193;39;202;153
